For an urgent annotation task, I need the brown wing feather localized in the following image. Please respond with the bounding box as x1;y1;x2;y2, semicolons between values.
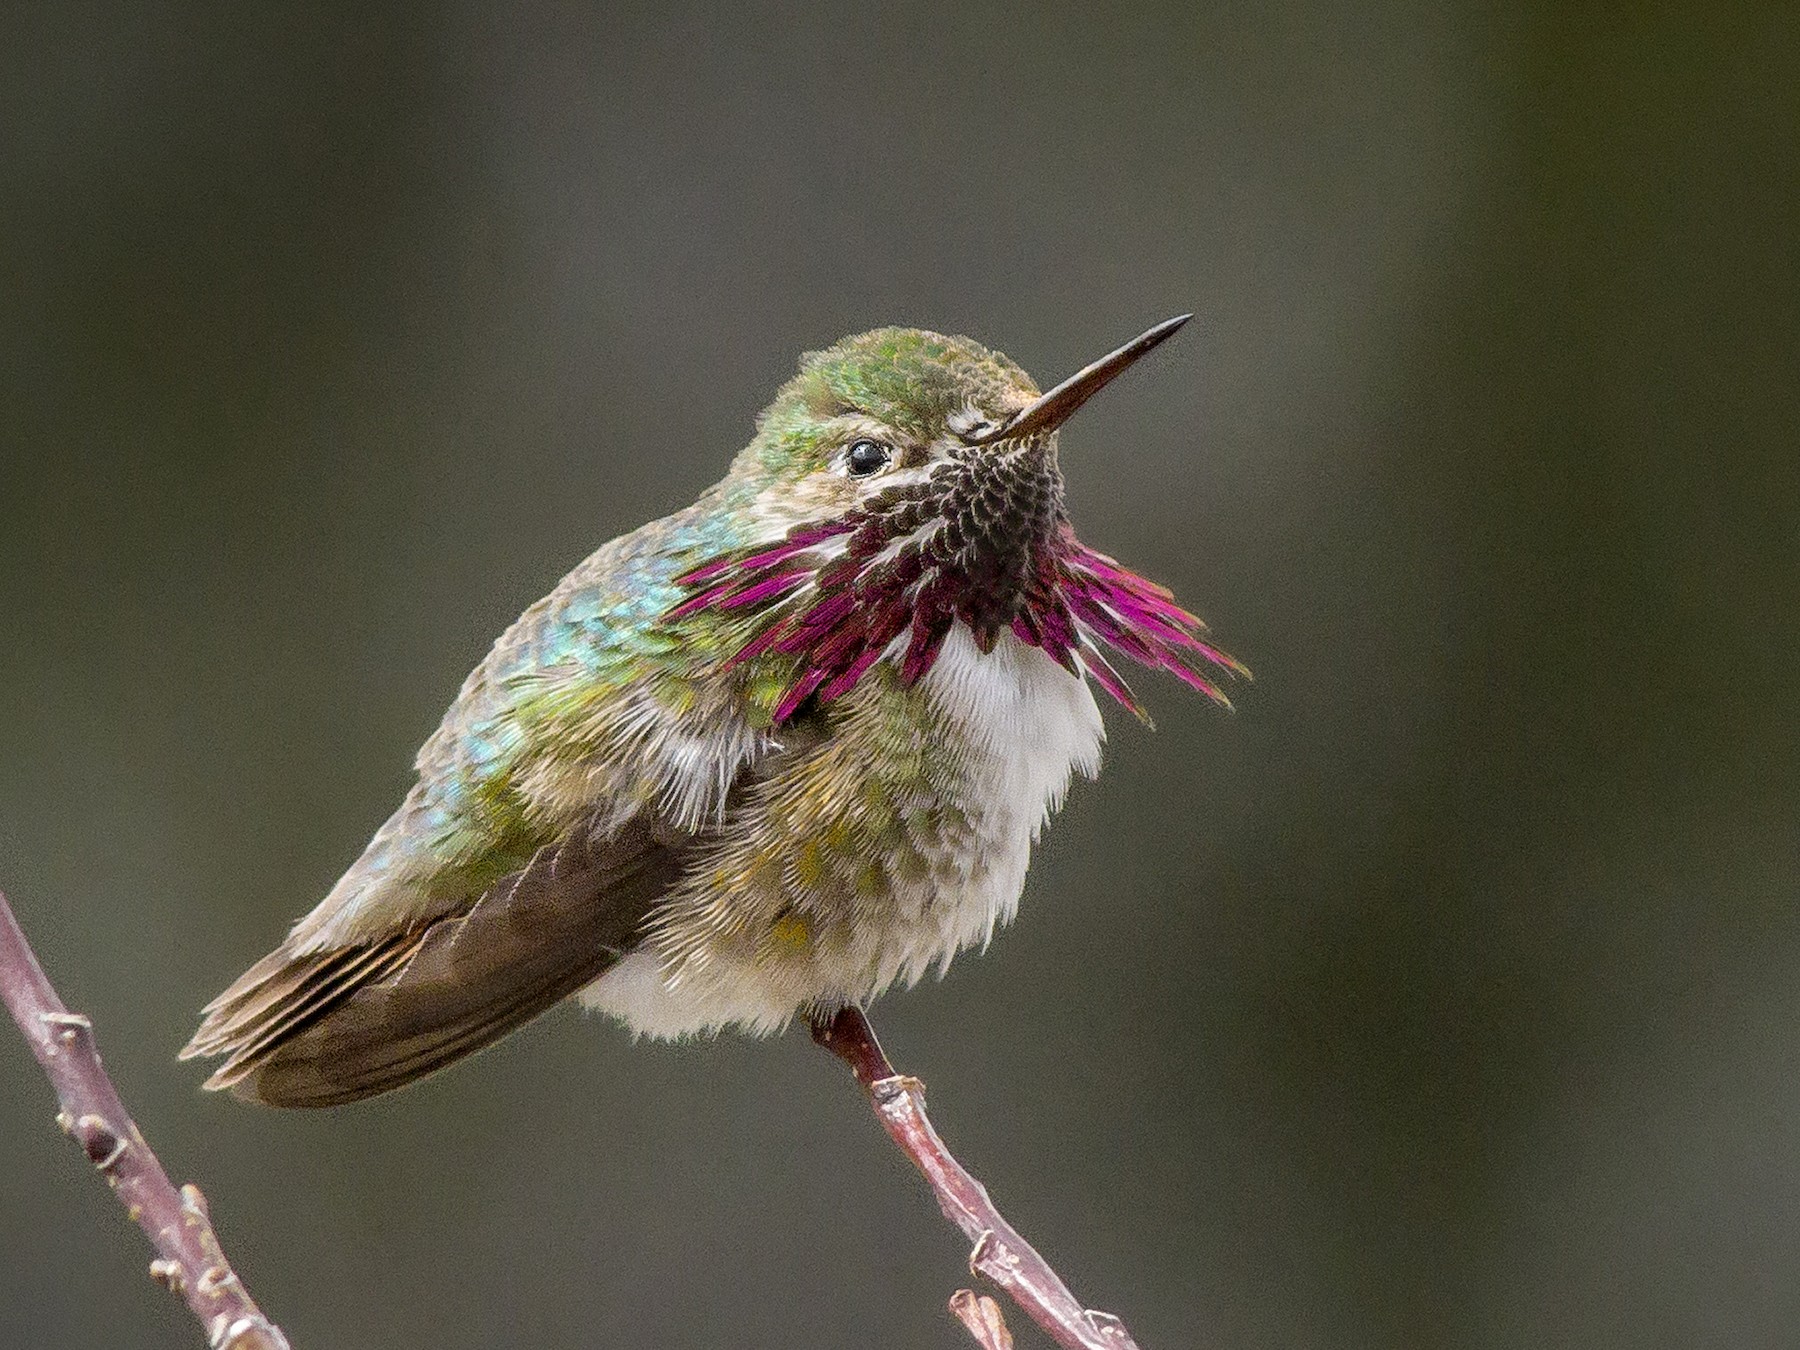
182;811;690;1107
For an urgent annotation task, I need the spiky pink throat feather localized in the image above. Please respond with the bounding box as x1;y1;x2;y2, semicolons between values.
672;510;1245;725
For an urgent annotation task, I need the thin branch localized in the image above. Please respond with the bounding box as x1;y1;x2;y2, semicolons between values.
950;1289;1016;1350
811;1006;1142;1350
0;889;290;1350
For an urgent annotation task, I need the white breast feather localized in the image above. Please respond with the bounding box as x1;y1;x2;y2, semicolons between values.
925;624;1104;837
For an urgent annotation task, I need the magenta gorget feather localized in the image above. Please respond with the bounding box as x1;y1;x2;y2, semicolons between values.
672;444;1245;723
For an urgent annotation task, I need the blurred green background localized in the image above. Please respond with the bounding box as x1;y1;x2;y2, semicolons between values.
2;4;1795;1348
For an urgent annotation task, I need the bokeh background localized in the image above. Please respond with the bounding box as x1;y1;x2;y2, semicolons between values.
3;4;1796;1347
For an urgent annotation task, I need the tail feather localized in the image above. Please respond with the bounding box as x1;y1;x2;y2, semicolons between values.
182;812;688;1107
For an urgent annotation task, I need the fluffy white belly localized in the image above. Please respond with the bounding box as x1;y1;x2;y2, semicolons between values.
582;625;1105;1037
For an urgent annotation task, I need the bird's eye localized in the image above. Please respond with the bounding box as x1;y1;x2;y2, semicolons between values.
844;439;892;477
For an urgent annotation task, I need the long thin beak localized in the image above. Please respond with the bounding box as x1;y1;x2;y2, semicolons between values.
968;314;1192;444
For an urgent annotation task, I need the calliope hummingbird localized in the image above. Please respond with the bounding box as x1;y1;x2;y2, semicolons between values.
183;317;1246;1106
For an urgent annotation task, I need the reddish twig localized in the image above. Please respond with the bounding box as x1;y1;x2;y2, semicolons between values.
951;1289;1017;1349
0;890;289;1350
811;1005;1142;1350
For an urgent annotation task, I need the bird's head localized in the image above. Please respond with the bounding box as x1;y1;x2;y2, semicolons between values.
676;318;1246;722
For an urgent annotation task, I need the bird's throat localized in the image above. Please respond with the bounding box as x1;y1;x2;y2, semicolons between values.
673;464;1242;727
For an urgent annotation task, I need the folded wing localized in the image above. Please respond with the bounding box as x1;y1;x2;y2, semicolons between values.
181;810;690;1107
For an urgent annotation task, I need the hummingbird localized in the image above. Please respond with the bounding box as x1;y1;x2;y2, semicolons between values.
182;316;1245;1107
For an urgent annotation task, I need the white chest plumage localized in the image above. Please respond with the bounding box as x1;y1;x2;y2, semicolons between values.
920;622;1105;879
583;624;1105;1039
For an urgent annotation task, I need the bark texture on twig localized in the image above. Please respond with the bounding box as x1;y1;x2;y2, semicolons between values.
0;890;289;1350
812;1005;1142;1350
951;1289;1016;1349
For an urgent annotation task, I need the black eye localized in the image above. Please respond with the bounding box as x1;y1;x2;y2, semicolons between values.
845;438;891;477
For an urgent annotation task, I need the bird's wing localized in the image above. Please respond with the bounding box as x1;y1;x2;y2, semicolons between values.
182;809;693;1106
